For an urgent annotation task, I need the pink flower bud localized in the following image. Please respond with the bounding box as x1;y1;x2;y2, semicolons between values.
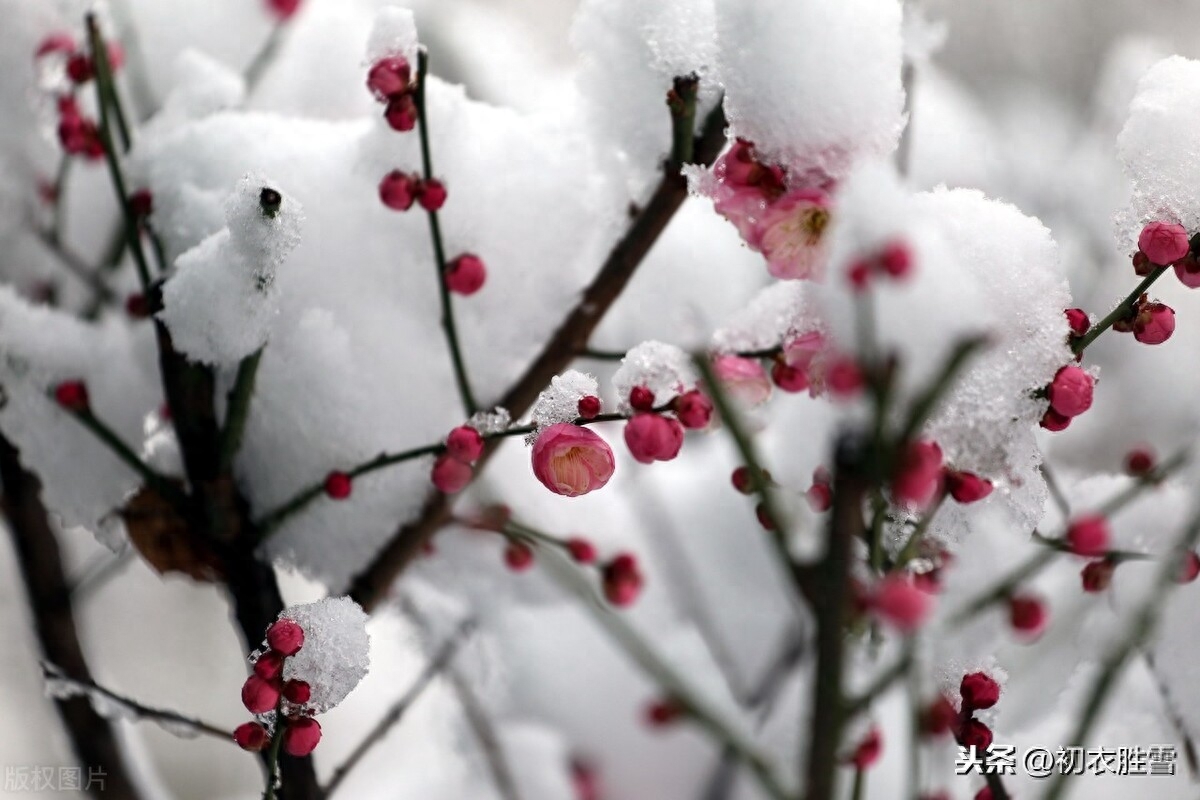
571;759;601;800
922;696;957;737
267;618;305;656
324;471;352;500
35;33;76;59
431;454;473;494
712;355;771;406
241;675;280;714
379;170;418;211
367;56;412;100
233;721;270;751
673;390;713;429
782;330;825;372
959;719;993;751
873;574;933;632
846;728;882;769
731;466;754;494
283;679;311;704
891;440;944;510
623;413;684;464
266;0;303;21
826;356;864;398
1047;365;1093;418
566;537;597;564
770;361;809;393
848;261;872;292
417;179;447;211
53;380;89;412
629;385;655;411
944;470;992;504
879;240;913;278
1066;515;1109;557
1040;407;1071;432
805;482;832;512
1064;308;1090;336
577;395;601;419
66;53;93;84
254;651;284;681
384;93;418;131
282;717;321;757
1133;301;1175;345
57;110;103;159
531;423;616;497
602;553;643;606
1173;254;1200;288
1176;551;1200;584
504;542;534;571
959;672;1000;712
1008;594;1047;637
446;426;484;463
1125;448;1155;476
1138;221;1190;266
1081;559;1115;593
446;254;486;295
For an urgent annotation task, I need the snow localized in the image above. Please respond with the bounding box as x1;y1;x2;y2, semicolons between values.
528;369;599;441
278;596;371;714
610;340;695;413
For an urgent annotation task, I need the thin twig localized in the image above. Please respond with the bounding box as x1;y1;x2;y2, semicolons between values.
842;643;915;719
1071;266;1169;355
1039;461;1071;520
219;348;265;472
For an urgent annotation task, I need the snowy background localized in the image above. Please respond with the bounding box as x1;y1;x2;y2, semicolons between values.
3;1;1200;799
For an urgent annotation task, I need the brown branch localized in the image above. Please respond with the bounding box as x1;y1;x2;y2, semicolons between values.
347;97;728;612
0;433;143;800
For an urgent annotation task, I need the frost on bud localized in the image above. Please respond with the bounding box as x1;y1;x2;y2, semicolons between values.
504;542;535;572
629;385;655;411
1138;221;1190;266
1046;365;1093;418
384;93;418;131
872;575;933;632
1066;515;1110;557
890;440;944;510
367;56;412;100
53;380;89;412
1132;301;1175;345
531;423;616;497
602;553;643;607
566;537;597;564
379;170;418;211
959;672;1000;712
417;179;447;211
1175;551;1200;585
673;390;713;429
1081;559;1115;593
958;719;993;751
241;675;280;714
282;717;322;757
944;470;992;504
254;651;284;681
267;0;303;21
233;721;270;751
431;454;473;494
623;413;684;464
267;618;305;656
324;471;352;500
1124;448;1155;476
1008;594;1047;637
845;728;882;769
770;361;809;393
1064;308;1090;336
446;425;484;463
577;395;601;419
283;679;312;705
446;254;486;295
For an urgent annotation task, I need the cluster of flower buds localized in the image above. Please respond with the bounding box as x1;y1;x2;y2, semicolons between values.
708;139;832;280
769;331;827;395
431;424;484;494
34;32;127;160
848;238;914;291
950;671;1001;754
622;385;694;464
378;170;446;212
1111;293;1175;345
1040;365;1094;432
366;54;417;130
233;618;321;757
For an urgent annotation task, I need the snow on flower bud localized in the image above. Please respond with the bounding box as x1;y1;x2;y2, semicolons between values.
431;454;473;494
944;470;992;504
1046;365;1093;418
1066;515;1110;557
623;413;684;464
233;721;270;751
629;385;655;411
602;553;643;607
53;380;89;412
1008;594;1047;637
872;575;933;632
891;440;944;510
367;56;412;100
577;395;601;419
531;423;616;497
283;679;312;704
417;179;447;211
959;672;1000;712
379;170;418;211
254;651;284;681
770;361;809;393
324;471;352;500
267;0;303;21
283;717;321;757
566;537;597;564
959;719;993;751
673;390;713;429
1082;559;1115;593
446;426;484;463
241;675;280;714
846;728;882;769
712;355;770;406
1176;551;1200;584
1064;308;1090;336
1138;221;1190;266
1132;301;1175;345
504;542;534;572
384;93;418;131
445;254;486;295
267;618;305;656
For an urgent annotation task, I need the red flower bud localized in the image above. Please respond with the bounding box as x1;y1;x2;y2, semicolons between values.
431;454;473;494
445;426;484;463
445;254;486;295
577;395;601;419
566;537;597;564
629;385;655;411
53;380;89;412
1081;559;1115;593
959;671;1001;712
324;471;352;500
602;553;643;607
233;721;270;751
283;679;311;704
266;618;305;656
367;56;412;100
1066;515;1110;557
673;390;713;429
504;542;535;572
944;470;993;504
241;675;280;714
282;717;321;757
254;652;284;681
416;179;447;211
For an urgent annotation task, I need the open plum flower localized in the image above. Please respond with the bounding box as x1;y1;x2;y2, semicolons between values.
530;423;616;497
